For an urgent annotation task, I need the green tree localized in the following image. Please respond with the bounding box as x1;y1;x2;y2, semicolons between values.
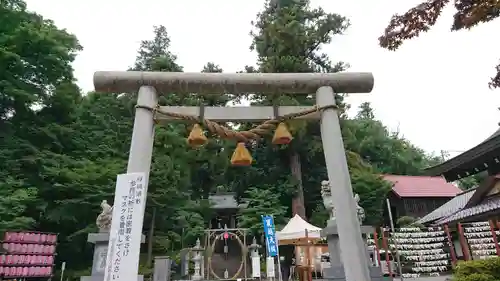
36;86;128;267
0;0;81;119
356;102;375;120
458;172;487;190
129;26;236;263
343;103;442;175
349;161;393;225
129;26;204;261
0;0;87;267
247;0;350;219
238;186;288;235
240;2;435;225
229;0;428;227
0;181;37;230
379;0;500;88
132;25;183;73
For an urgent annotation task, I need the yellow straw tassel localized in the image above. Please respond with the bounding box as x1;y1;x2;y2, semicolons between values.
272;122;293;145
230;143;253;166
187;124;207;147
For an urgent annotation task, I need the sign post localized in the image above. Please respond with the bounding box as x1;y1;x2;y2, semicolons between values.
262;215;282;281
104;173;147;281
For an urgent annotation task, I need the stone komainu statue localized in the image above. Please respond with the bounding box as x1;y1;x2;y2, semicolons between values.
96;200;113;233
321;180;336;220
354;193;365;223
320;180;365;224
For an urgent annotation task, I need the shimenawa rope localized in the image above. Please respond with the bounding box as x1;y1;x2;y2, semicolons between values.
135;104;338;142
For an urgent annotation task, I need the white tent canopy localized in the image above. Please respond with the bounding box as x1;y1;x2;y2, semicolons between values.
276;214;322;245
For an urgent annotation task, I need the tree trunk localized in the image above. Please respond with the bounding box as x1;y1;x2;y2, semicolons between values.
146;207;156;268
290;152;306;219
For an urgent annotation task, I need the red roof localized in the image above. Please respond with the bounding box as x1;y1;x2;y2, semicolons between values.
383;175;462;198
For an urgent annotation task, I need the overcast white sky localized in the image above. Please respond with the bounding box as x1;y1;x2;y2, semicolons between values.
26;0;500;157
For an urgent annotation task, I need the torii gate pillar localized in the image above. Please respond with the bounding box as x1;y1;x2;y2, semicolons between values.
94;71;375;281
126;86;157;175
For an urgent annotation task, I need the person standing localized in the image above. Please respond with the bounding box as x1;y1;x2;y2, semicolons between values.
280;256;290;281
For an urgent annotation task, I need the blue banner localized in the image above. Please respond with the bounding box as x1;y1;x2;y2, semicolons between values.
262;215;278;257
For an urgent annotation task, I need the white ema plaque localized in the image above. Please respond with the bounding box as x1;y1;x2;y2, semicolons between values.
104;173;147;281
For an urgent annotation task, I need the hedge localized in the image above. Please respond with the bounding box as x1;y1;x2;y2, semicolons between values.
453;257;500;281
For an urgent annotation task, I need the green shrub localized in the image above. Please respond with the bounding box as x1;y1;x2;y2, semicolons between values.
453;257;500;281
454;273;495;281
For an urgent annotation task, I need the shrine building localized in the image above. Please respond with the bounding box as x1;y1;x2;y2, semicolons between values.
383;175;462;221
421;127;500;224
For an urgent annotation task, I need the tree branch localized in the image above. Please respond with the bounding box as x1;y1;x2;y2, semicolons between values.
379;0;500;88
378;0;450;50
490;60;500;89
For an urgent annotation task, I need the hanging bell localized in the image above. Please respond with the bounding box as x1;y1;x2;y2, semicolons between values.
187;124;207;147
230;142;253;166
272;122;293;145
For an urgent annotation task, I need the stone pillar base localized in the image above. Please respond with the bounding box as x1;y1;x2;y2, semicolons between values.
80;232;145;281
320;221;388;281
323;266;386;281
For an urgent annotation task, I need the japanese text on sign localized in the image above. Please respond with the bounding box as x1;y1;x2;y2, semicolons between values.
262;215;278;257
104;173;147;281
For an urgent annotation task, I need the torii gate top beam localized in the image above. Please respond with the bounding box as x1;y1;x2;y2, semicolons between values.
93;71;374;94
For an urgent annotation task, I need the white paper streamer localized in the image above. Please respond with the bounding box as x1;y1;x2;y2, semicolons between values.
389;227;449;277
463;221;499;259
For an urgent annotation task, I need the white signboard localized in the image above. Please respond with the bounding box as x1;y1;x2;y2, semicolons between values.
266;257;275;278
251;256;261;278
104;173;147;281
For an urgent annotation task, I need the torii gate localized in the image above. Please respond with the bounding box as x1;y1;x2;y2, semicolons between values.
93;71;374;281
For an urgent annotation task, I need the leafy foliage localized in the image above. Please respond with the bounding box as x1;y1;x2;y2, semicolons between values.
453;257;500;281
238;186;288;235
378;0;500;88
396;216;425;229
343;104;442;176
0;0;81;119
243;0;352;219
458;172;487;190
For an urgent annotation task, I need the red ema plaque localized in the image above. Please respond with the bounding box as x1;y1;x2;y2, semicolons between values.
0;231;57;278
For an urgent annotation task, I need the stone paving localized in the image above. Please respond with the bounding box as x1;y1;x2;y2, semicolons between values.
394;277;450;281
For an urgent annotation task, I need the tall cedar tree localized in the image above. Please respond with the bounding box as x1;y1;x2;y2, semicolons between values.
249;0;350;218
129;25;230;263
